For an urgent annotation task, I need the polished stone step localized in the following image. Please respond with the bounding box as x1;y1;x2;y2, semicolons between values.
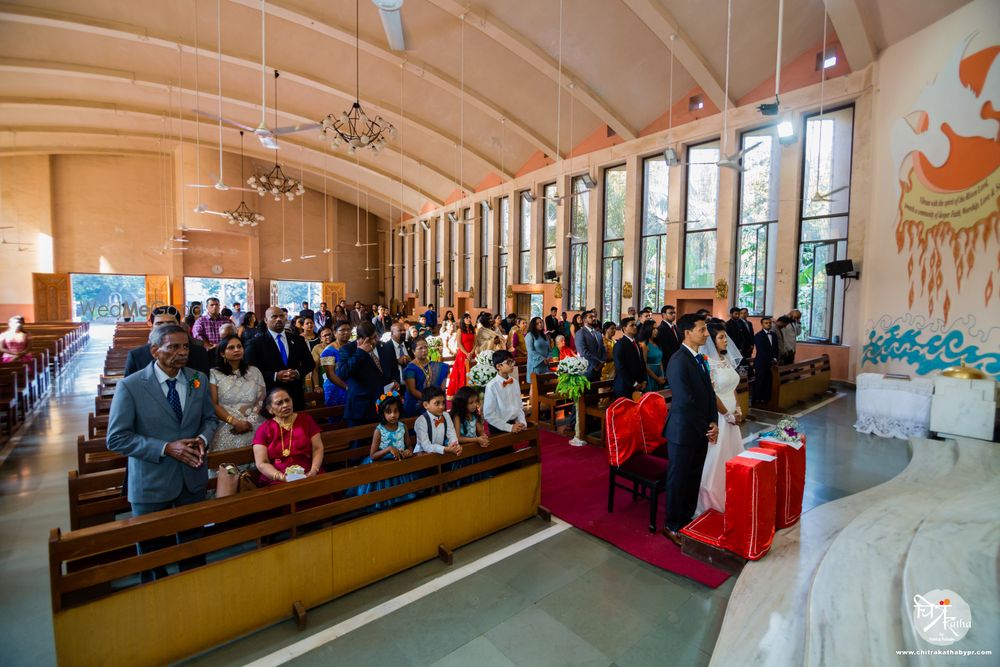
708;438;959;667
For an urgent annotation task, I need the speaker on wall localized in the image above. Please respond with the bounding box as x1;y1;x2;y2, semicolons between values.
543;270;558;282
824;259;859;278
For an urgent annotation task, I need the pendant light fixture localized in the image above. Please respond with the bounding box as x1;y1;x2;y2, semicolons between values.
248;70;306;200
225;131;265;226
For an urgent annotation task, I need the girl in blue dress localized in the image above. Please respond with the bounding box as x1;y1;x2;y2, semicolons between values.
448;386;493;486
320;322;351;406
402;338;450;417
356;393;417;509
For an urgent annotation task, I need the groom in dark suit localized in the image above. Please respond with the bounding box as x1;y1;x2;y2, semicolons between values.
244;307;315;410
662;313;719;545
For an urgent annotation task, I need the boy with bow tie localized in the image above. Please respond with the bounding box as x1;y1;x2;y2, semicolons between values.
483;350;527;434
413;386;462;455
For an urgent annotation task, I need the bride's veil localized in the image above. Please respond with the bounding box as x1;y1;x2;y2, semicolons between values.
700;326;743;368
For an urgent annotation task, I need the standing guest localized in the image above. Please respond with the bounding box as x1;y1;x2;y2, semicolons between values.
402;338;449;418
299;301;314;322
291;316;305;336
191;297;228;350
491;313;506;337
724;307;748;364
544;307;560;339
639;307;654;323
380;322;413;386
482;350;527;434
655;304;681;362
238;312;262;347
415;315;430;338
525;317;551;384
441;319;458;357
474;318;504;355
125;306;211;376
349;301;366;328
789;309;803;340
314;302;333;330
332;304;349;327
556;335;577;360
752;316;781;405
442;310;456;328
508;317;528;358
612;317;646;399
567;314;584;353
601;321;618;381
300;317;320;351
216;323;238;360
208;334;266;454
184;301;202;330
638;319;666;392
413;386;461;456
780;312;800;363
423;304;438;332
574;309;606;382
230;302;244;326
660;313;718;546
243;307;315;410
558;312;570;342
739;308;755;360
446;313;476;397
338;322;393;426
106;324;219;581
252;388;323;485
372;305;392;337
0;315;33;363
309;327;334;391
627;306;637;320
221;307;233;323
500;312;517;335
356;393;416;508
319;322;351;407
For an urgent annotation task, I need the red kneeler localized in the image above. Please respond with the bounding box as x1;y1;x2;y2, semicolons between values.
756;437;806;528
681;447;778;560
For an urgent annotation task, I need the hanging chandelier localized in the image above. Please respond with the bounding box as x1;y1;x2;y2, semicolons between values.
319;0;396;155
227;131;265;227
248;71;305;200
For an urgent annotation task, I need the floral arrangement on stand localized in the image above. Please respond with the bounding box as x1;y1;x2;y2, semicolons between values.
467;361;497;389
425;335;443;362
759;417;805;445
474;350;495;367
556;356;590;446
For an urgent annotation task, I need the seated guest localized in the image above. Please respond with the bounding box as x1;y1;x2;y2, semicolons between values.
525;317;551;384
0;315;33;363
243;307;315;410
483;350;527;434
191;297;228;350
402;338;449;417
752;316;780;404
449;385;492;485
356;392;416;508
252;388;323;485
612;317;646;398
337;321;393;426
106;324;219;581
217;321;237;344
319;322;352;406
238;312;263;346
423;304;438;332
601;321;617;381
556;335;577;360
125;306;211;376
209;334;266;455
413;386;461;455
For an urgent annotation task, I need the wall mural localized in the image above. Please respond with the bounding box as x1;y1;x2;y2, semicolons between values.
890;35;999;323
863;314;1000;376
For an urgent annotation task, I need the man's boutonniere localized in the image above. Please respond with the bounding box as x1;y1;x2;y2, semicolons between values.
189;372;202;391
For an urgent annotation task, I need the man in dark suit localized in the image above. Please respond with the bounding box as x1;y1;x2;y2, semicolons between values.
654;304;680;363
752;316;780;405
544;307;559;339
574;309;606;381
725;307;747;364
107;324;219;581
612;317;646;398
338;322;392;426
349;301;366;328
125;306;211;377
372;305;392;337
661;313;719;545
378;322;411;386
298;301;314;322
313;302;333;330
244;307;315;410
739;308;755;360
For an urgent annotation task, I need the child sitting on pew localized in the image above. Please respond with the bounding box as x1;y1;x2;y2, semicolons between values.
483;350;527;434
356;392;416;508
413;386;462;456
449;386;492;486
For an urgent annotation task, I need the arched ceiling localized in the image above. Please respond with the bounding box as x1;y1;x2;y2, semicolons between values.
0;0;970;221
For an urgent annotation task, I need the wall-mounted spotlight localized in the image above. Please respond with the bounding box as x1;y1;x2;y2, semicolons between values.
522;191;536;203
663;147;680;167
777;114;797;145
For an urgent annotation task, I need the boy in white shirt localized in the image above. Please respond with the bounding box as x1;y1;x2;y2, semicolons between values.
413;386;462;455
483;350;527;434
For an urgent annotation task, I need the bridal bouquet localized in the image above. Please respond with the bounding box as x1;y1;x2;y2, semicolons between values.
425;335;443;361
555;355;591;401
760;416;805;444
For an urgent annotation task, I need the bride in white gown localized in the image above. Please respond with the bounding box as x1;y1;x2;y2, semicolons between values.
696;323;745;514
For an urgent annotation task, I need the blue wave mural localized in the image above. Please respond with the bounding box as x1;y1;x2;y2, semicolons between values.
862;314;1000;377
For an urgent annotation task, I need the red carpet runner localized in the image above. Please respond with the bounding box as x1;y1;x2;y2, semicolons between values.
539;430;730;588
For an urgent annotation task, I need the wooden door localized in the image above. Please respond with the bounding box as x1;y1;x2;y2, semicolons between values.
145;275;170;314
32;273;72;321
323;282;345;309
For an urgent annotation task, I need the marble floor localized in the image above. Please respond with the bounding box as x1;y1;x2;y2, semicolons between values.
0;329;923;667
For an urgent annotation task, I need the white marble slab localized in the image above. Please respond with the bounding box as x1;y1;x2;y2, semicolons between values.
930;377;998;441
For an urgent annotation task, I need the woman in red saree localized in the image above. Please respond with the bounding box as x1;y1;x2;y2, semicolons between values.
446;312;476;397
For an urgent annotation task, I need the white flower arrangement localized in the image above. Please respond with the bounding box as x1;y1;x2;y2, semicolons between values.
475;350;495;368
467;362;497;388
425;335;443;361
556;355;589;376
760;416;805;444
380;332;392;343
350;327;358;342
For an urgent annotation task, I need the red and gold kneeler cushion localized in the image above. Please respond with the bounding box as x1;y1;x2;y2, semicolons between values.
721;447;777;560
756;437;806;529
680;508;725;547
605;398;641;466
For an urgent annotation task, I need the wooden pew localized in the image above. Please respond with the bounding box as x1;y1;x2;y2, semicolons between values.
529;372;575;431
0;371;22;434
50;427;541;666
763;355;832;412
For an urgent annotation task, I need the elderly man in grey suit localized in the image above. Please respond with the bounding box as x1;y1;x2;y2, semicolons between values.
107;324;219;581
574;309;607;382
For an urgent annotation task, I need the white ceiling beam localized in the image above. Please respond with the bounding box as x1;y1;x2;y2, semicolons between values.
231;0;547;167
426;0;637;145
621;0;732;112
824;0;877;70
0;4;505;184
